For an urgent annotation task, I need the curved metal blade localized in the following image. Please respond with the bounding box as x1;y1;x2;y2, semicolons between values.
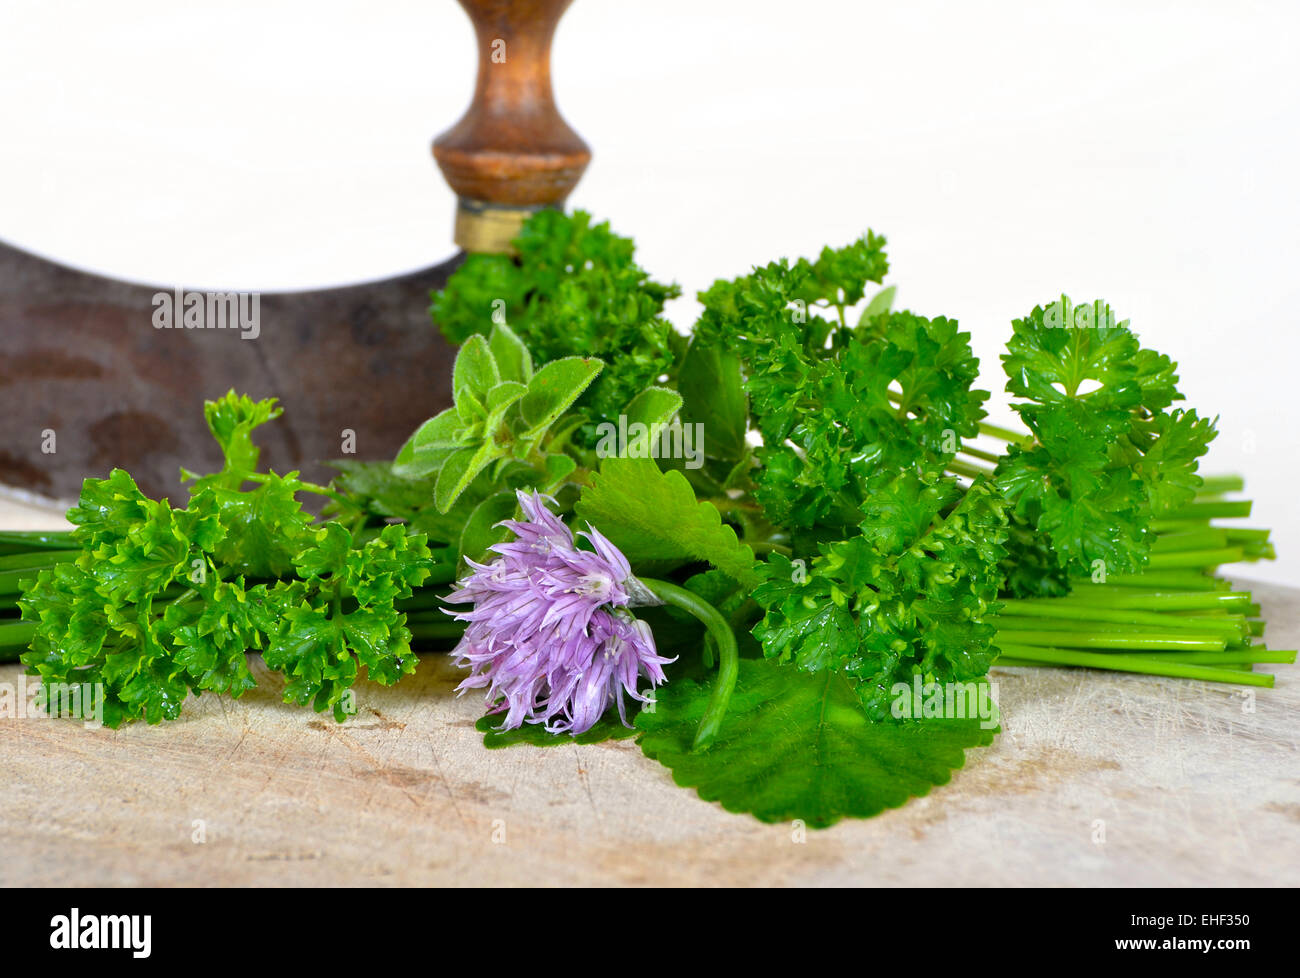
0;241;461;502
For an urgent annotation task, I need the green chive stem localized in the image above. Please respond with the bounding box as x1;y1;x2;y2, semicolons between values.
994;643;1273;686
991;629;1226;652
641;577;738;751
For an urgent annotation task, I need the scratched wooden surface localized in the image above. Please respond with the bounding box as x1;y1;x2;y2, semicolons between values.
2;495;1297;887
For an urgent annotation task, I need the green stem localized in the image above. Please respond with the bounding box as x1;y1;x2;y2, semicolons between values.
978;420;1034;446
706;497;761;516
640;577;738;751
0;530;75;553
1100;571;1227;590
1145;547;1244;570
0;566;58;597
406;621;467;642
747;540;792;557
1242;541;1276;561
0;549;79;572
1223;528;1270;545
1053;589;1251;611
1124;649;1295;666
994;643;1273;687
993;656;1260;673
990;628;1226;652
946;458;994;480
0;619;35;650
958;443;1002;464
1150;530;1228;553
1195;475;1245;495
245;471;354;510
993;601;1246;637
1166;500;1252;520
1150;518;1212;534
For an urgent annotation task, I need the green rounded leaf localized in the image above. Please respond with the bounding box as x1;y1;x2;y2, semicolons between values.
637;658;997;828
677;342;747;461
483;380;528;439
411;407;464;449
540;452;577;491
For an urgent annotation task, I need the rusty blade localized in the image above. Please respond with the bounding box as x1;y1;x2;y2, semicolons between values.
0;240;460;503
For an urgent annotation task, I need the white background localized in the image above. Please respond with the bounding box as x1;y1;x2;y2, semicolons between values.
1;0;1297;584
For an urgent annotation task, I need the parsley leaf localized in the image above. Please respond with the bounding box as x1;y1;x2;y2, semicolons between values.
431;210;683;436
257;523;431;719
754;311;987;531
753;474;1008;719
694;236;984;534
19;396;434;728
994;297;1216;582
181;391;282;493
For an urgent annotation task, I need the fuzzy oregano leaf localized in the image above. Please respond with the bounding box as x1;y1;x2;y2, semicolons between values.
636;657;997;828
392;331;592;512
434;441;507;514
576;456;760;587
452;334;500;408
540;452;577;488
489;322;533;384
520;356;603;438
392;408;464;479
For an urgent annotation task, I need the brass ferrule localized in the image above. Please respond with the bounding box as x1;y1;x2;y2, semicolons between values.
453;199;544;254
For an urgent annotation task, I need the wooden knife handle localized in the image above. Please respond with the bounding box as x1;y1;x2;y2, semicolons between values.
434;0;590;253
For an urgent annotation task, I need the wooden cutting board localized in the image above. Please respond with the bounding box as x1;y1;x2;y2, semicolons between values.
1;497;1296;887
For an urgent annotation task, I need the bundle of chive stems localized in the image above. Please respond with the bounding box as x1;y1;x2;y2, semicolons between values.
958;417;1286;690
990;474;1286;690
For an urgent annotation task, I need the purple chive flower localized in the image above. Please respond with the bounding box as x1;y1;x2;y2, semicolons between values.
445;490;672;735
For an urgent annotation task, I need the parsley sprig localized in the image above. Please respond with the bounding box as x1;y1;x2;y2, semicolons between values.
994;297;1216;588
432;210;683;441
16;393;434;727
